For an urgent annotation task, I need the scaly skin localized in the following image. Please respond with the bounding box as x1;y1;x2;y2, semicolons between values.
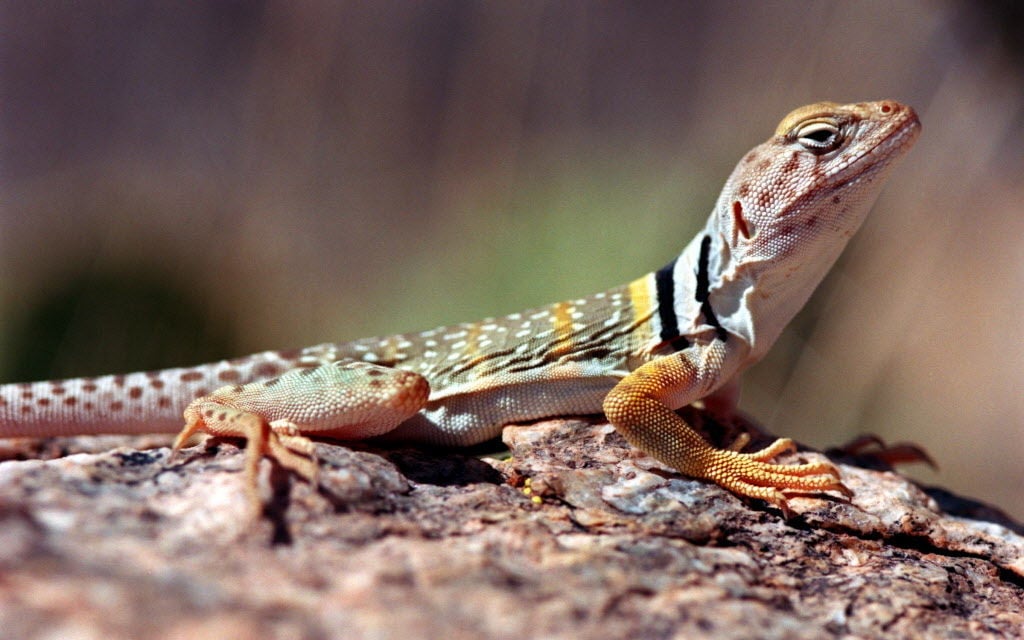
1;100;921;516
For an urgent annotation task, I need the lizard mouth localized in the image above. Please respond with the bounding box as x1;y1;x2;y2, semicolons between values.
773;105;920;222
828;105;921;190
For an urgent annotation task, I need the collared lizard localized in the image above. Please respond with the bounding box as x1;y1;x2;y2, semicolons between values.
0;100;921;516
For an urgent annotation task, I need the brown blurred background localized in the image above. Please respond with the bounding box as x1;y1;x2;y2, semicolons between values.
1;2;1021;519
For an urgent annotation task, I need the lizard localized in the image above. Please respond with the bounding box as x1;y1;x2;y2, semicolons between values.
0;100;921;517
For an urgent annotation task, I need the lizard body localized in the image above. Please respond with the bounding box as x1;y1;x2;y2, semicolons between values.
0;100;920;514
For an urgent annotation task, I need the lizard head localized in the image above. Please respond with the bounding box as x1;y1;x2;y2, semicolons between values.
705;100;921;356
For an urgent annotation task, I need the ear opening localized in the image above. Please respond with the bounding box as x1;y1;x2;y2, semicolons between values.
732;200;751;242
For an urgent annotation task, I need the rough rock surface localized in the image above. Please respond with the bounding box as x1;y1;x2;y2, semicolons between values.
1;411;1022;639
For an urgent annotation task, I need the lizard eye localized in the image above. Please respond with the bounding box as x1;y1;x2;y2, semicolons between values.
794;121;843;154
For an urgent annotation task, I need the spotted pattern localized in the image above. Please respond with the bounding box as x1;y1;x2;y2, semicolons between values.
0;279;663;438
0;98;920;480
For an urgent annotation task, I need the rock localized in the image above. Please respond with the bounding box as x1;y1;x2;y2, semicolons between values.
1;415;1021;639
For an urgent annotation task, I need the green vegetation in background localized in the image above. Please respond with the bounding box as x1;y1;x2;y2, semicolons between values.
365;152;716;336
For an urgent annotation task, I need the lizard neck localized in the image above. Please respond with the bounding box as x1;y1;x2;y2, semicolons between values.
658;101;920;365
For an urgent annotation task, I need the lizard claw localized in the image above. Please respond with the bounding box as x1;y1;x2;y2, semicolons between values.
695;439;850;516
172;400;320;517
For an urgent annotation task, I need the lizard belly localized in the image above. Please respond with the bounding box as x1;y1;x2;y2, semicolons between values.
382;374;621;446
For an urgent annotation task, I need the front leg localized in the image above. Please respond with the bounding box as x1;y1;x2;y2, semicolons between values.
171;360;430;514
602;342;850;516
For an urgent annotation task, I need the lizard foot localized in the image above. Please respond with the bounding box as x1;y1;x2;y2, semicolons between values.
172;403;319;516
167;360;431;516
699;439;852;518
830;434;937;470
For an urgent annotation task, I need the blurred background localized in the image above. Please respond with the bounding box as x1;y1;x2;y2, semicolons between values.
1;2;1021;519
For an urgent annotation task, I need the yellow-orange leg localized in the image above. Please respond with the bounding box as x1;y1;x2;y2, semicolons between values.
604;345;851;516
173;403;319;516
